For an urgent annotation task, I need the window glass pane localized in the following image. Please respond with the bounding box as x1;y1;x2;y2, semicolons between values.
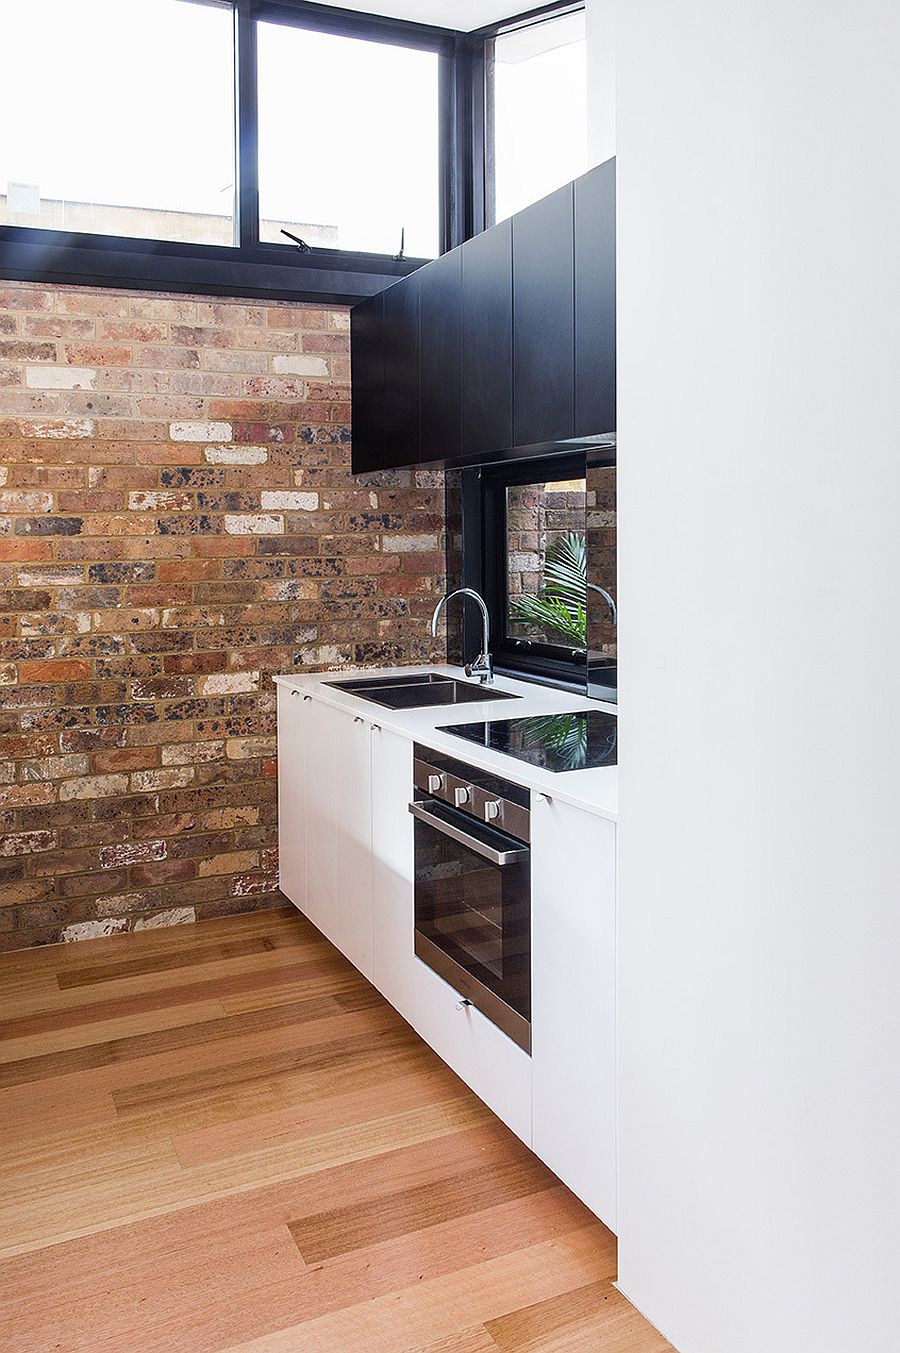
0;0;236;245
506;477;587;650
489;9;587;225
257;22;440;258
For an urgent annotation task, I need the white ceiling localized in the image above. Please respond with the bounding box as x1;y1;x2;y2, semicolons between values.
304;2;534;32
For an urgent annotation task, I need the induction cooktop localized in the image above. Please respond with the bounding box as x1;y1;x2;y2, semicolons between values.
441;709;618;774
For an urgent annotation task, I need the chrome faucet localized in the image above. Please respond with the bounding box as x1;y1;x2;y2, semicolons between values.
431;587;493;684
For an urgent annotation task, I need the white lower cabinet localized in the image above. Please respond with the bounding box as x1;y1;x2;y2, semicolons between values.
303;693;338;943
412;957;533;1146
333;709;374;980
277;691;373;981
531;793;617;1231
277;683;617;1228
276;686;309;915
370;726;416;1022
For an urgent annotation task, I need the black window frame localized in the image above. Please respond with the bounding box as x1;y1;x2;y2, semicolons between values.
0;0;481;304
480;450;588;689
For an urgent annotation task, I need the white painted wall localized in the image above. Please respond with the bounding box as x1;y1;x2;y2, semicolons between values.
606;3;900;1350
584;0;615;165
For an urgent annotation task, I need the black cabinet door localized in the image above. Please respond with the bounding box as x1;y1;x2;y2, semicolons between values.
419;249;462;464
382;272;420;469
462;217;513;460
350;292;384;475
512;182;575;447
575;160;616;438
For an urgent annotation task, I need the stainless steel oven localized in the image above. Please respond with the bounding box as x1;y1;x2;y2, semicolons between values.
410;746;531;1052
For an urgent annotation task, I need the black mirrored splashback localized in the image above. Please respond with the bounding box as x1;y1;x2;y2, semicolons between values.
586;450;617;701
444;446;616;702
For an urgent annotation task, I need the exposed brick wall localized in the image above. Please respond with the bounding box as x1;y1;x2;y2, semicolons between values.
0;281;445;952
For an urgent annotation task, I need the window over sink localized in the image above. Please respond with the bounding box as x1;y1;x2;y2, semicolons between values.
471;449;617;693
481;453;589;686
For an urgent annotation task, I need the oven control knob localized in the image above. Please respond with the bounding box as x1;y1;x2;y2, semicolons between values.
427;774;443;794
453;786;471;807
484;799;502;822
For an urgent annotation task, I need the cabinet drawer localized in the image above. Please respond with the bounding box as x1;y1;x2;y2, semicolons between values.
412;957;532;1145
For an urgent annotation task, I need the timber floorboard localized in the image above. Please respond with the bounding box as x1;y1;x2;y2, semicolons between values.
0;906;673;1353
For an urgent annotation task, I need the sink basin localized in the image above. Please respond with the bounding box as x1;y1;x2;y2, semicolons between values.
326;673;520;710
332;673;454;692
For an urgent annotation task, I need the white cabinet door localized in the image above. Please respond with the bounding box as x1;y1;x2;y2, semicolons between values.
333;709;374;980
302;697;373;976
370;726;414;1021
413;957;532;1146
276;685;308;914
531;795;617;1231
303;695;337;943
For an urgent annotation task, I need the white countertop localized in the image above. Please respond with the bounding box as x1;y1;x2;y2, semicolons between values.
274;665;618;823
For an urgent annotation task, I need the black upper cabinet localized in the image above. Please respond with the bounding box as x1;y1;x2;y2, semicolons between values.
419;249;462;463
350;158;615;474
512;182;575;448
575;159;616;438
381;271;420;469
462;218;513;459
349;292;384;475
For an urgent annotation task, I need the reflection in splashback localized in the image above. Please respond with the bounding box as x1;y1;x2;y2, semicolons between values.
507;478;587;648
587;453;617;700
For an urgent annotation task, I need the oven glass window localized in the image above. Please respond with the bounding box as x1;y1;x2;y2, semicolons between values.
413;806;529;1020
421;828;505;979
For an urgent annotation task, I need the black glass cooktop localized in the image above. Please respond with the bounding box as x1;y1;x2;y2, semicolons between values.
441;710;618;774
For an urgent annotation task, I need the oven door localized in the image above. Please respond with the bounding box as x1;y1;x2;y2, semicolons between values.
410;797;531;1052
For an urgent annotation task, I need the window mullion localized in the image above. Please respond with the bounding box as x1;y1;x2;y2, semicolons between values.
235;0;260;252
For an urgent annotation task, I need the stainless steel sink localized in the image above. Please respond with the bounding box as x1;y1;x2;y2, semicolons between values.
325;673;519;710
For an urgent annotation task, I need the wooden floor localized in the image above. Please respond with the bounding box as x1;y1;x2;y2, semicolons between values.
0;906;672;1352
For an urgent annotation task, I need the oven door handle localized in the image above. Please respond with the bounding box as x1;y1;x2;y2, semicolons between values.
408;800;529;866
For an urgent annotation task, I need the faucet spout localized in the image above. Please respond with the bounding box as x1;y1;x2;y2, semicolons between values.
431;587;493;683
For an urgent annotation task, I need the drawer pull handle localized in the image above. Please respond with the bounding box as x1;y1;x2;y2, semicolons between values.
353;716;364;724
455;998;472;1011
302;693;312;702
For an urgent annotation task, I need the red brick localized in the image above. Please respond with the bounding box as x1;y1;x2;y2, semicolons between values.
192;537;255;557
0;340;56;361
206;400;260;422
301;333;349;353
64;343;132;366
0;784;56;808
0;540;53;561
157;559;220;582
0;288;53;312
57;491;122;513
57;869;129;897
20;659;91;683
96;322;167;342
130;859;196;887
